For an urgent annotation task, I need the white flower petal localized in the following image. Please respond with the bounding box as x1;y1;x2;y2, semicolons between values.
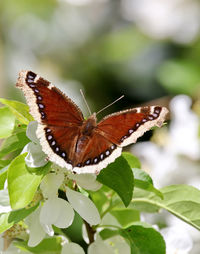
41;223;54;236
0;189;11;213
26;121;39;143
105;236;131;254
101;213;121;227
88;237;115;254
66;187;100;225
61;242;85;254
40;173;64;198
26;206;46;247
69;173;102;191
23;142;47;168
53;199;74;228
40;197;74;229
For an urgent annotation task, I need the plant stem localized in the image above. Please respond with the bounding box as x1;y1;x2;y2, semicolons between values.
84;220;96;244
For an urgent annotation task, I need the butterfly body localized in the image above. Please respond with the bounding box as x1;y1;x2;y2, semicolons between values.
16;70;168;174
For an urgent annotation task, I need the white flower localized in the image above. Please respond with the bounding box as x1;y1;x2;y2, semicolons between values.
22;121;47;168
68;173;102;191
160;226;193;254
0;189;12;213
88;235;130;254
121;0;200;44
61;242;85;254
168;95;200;160
27;171;101;246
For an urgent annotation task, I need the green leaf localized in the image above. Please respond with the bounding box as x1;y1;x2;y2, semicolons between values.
132;185;200;230
0;205;37;234
157;60;200;95
0;159;11;169
133;167;152;184
0;165;9;190
14;237;62;254
0;130;30;158
8;154;49;209
120;223;165;254
0;98;33;125
122;152;141;169
97;156;134;207
133;168;163;199
123;152;162;198
110;209;140;228
0;107;15;138
99;228;119;240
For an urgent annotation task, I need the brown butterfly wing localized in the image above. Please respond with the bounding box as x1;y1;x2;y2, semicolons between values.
72;131;122;174
16;71;84;126
97;106;169;147
16;70;84;170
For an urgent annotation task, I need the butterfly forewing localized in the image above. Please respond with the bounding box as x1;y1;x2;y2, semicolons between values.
16;71;84;126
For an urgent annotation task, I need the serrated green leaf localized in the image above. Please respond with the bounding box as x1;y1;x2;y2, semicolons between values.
132;185;200;230
0;205;37;234
0;98;33;125
14;237;62;254
110;209;140;228
120;223;165;254
97;156;134;207
8;154;48;209
122;152;141;169
0;130;30;158
0;107;15;138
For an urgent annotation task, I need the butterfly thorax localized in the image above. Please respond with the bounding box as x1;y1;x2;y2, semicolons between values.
81;113;97;136
71;114;97;166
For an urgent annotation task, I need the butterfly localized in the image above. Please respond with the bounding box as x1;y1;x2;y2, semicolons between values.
16;70;168;174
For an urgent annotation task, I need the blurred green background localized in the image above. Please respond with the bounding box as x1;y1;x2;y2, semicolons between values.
0;0;200;118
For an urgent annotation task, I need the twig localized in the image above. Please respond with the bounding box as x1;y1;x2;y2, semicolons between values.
84;220;96;244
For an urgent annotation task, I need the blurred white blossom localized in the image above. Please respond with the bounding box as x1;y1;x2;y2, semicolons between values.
0;189;11;213
121;0;200;44
160;226;193;254
88;235;130;254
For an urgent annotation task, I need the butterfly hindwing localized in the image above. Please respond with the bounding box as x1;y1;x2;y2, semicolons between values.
73;132;121;174
97;106;168;147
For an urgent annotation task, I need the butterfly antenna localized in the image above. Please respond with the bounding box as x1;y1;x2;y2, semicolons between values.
96;95;124;115
80;89;92;116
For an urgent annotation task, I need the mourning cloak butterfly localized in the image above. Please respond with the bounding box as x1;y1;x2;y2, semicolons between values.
16;70;168;174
